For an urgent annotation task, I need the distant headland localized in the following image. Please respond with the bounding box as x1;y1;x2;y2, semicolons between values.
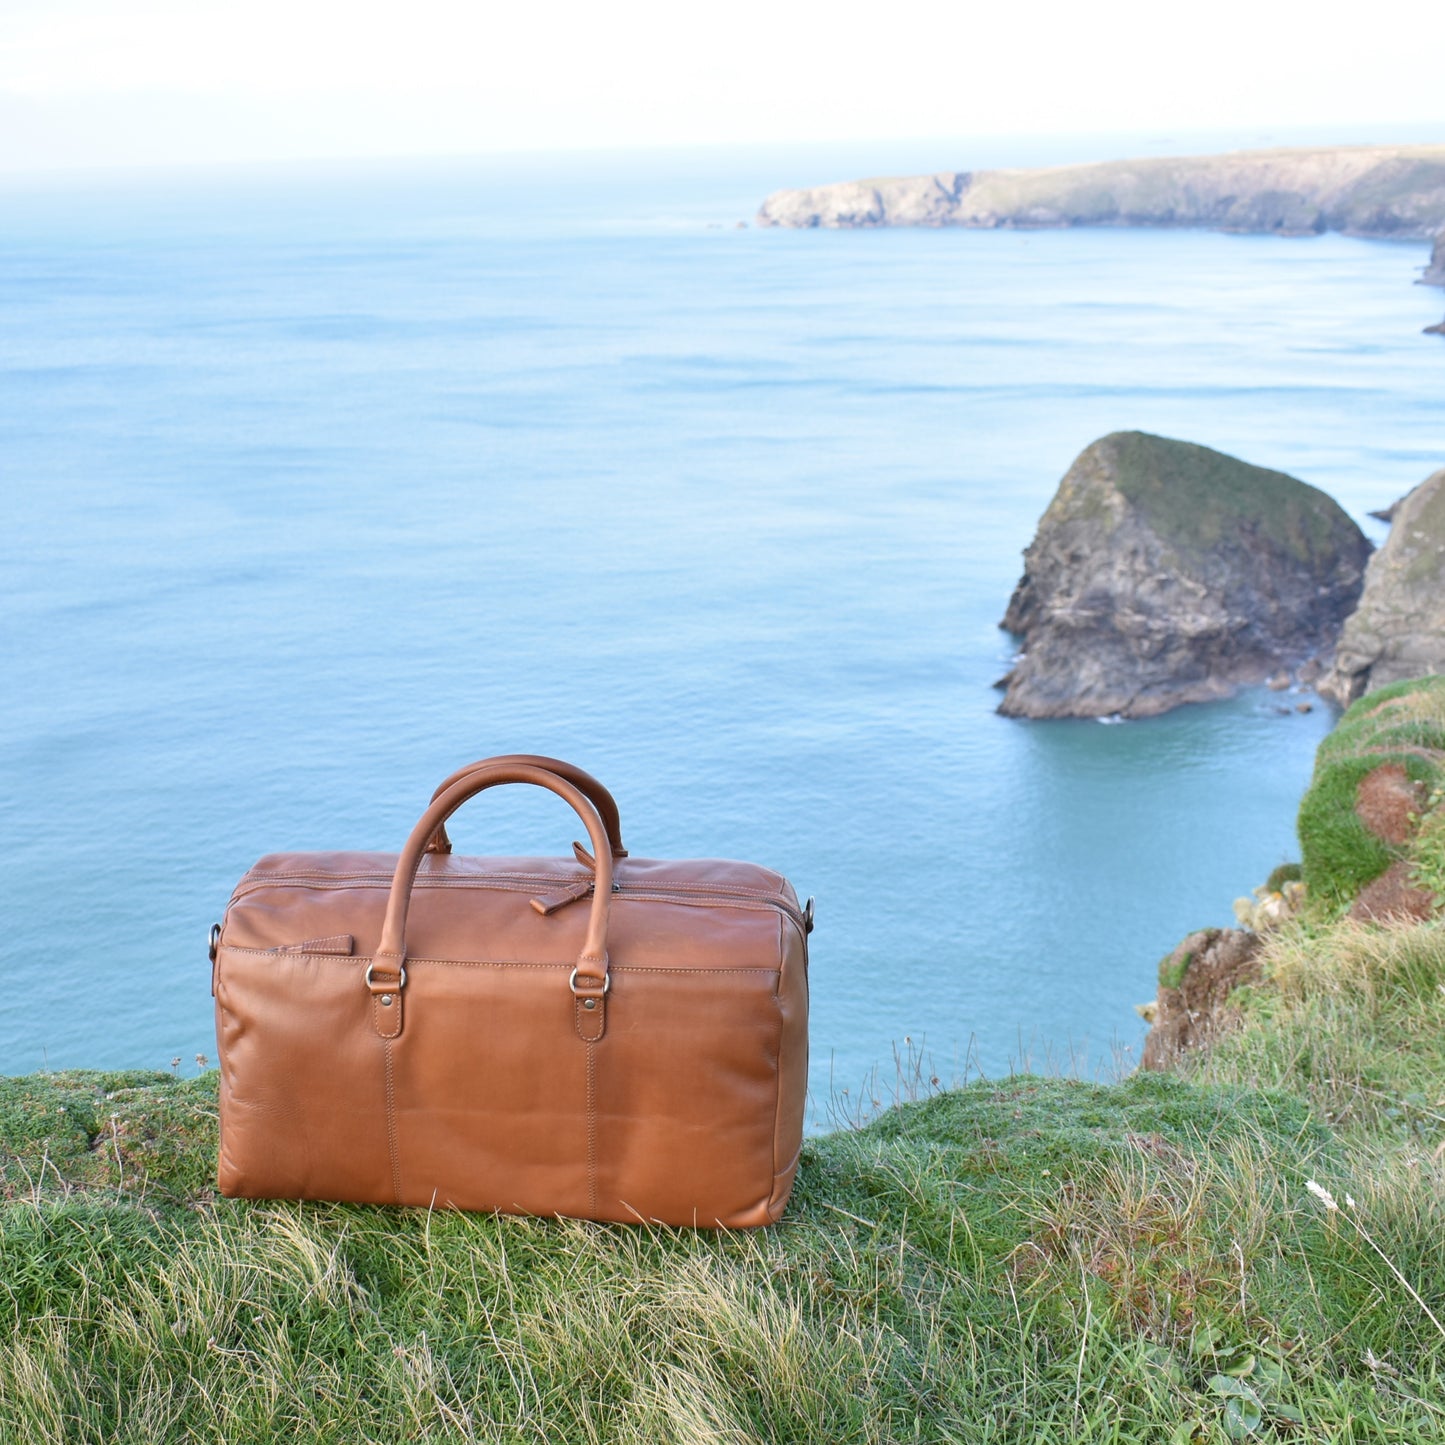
756;143;1445;238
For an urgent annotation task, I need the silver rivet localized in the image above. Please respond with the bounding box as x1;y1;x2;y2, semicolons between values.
583;998;597;1010
380;994;393;1007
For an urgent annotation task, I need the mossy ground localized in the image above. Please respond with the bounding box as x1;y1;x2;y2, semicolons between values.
6;682;1445;1442
1297;676;1445;911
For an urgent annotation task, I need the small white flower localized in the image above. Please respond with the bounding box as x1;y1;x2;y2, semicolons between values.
1364;1348;1398;1376
1346;1194;1357;1209
1306;1179;1338;1210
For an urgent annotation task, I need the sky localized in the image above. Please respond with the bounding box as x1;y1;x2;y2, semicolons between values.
0;0;1441;173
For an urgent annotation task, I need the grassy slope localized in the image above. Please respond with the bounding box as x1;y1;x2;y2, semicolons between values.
4;688;1445;1442
1296;676;1445;911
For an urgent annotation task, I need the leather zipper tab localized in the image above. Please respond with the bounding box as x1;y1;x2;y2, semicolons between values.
530;879;593;915
271;934;355;955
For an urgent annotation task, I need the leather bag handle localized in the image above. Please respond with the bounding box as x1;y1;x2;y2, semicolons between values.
367;763;614;1040
424;755;627;860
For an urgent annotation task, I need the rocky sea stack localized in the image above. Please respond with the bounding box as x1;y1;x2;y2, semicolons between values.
998;432;1372;719
1318;467;1445;704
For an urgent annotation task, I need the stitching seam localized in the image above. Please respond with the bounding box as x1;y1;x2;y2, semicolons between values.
585;1045;598;1215
234;871;787;898
383;1040;402;1204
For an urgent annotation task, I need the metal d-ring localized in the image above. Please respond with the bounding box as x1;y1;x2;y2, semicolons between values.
364;960;407;991
568;967;611;996
209;923;221;963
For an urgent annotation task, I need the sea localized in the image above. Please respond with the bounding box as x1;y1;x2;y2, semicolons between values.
3;130;1443;1126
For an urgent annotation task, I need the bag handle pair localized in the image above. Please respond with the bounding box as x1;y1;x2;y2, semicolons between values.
424;754;627;861
367;758;617;1041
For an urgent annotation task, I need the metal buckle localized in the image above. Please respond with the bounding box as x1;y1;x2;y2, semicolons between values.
568;967;611;996
364;961;407;991
208;923;222;963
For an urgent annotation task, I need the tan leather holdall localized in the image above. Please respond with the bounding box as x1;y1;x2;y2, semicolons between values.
211;756;811;1227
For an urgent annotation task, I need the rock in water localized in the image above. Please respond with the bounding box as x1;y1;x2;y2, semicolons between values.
997;432;1372;719
1318;467;1445;704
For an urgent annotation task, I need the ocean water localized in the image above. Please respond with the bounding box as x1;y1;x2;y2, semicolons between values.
2;141;1442;1122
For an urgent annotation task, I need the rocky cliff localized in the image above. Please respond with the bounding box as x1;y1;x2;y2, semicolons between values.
998;433;1372;719
1318;467;1445;705
758;144;1445;239
1421;231;1445;284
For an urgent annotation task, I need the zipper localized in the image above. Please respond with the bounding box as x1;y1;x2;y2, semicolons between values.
230;868;807;931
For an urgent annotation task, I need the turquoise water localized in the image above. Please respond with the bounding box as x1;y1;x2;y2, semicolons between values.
2;143;1442;1118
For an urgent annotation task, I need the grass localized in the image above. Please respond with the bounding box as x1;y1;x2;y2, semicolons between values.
2;1061;1441;1442
5;681;1445;1442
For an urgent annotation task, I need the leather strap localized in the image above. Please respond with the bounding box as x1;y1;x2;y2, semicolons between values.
372;763;615;1037
424;755;627;859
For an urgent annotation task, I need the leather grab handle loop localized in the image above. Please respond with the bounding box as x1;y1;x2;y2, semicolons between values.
424;755;627;859
377;762;614;993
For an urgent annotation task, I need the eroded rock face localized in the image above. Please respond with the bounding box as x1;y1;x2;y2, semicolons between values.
1141;928;1263;1070
997;433;1372;719
1318;468;1445;705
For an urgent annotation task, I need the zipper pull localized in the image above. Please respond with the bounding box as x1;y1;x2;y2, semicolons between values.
530;878;622;915
530;879;594;915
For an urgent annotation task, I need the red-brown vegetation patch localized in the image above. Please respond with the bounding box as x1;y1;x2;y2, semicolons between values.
1348;860;1439;924
1355;763;1428;845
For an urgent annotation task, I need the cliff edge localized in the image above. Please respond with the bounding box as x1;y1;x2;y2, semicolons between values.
757;144;1445;238
1143;674;1445;1071
1318;467;1445;705
998;432;1371;719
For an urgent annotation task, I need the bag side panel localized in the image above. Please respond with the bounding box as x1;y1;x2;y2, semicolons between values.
766;913;810;1222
